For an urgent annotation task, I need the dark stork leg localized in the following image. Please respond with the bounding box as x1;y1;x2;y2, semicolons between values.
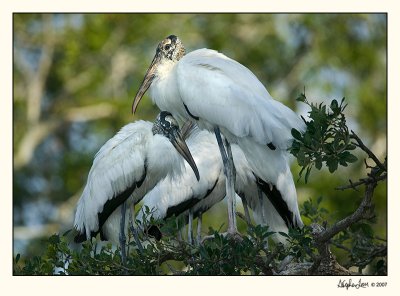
128;204;144;254
188;208;193;245
257;188;269;249
257;186;266;223
119;202;127;266
214;126;237;234
196;213;203;245
177;219;183;241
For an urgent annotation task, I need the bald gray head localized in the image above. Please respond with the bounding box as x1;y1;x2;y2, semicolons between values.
152;111;179;137
152;111;200;181
132;35;185;114
156;35;186;62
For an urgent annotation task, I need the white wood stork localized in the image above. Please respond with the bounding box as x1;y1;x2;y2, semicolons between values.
136;125;303;245
73;112;199;255
132;35;305;235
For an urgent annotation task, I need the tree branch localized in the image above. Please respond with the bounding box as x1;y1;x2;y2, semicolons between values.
14;120;61;170
315;181;376;244
27;14;57;125
14;103;117;169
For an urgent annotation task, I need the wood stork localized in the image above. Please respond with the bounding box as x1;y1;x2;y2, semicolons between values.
137;125;303;245
132;35;305;235
73;111;200;257
137;125;225;244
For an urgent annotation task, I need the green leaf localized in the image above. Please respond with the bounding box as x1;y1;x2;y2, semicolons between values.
330;99;338;110
48;234;60;245
315;157;322;170
326;157;338;173
278;231;290;238
297;150;306;166
317;196;323;205
305;166;312;183
291;128;303;141
296;93;306;102
62;229;72;237
344;153;358;163
15;253;20;264
346;144;357;150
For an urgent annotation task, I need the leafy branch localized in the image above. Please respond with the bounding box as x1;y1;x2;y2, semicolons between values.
290;93;357;183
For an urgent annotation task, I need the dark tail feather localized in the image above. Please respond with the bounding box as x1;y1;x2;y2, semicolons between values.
255;176;299;229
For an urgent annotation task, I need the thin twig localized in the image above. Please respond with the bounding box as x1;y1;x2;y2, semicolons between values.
335;173;387;191
349;245;387;269
331;241;352;252
350;130;387;172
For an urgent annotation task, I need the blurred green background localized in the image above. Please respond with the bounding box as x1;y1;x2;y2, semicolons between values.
13;14;386;262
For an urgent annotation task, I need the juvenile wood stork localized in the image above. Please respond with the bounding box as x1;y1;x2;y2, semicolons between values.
137;125;303;245
132;35;305;235
73;112;199;256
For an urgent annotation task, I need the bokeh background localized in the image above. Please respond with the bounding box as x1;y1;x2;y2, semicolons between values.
13;14;387;262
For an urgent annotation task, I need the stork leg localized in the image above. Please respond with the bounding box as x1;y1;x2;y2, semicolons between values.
240;196;252;225
214;127;237;234
177;219;183;241
196;213;203;245
119;202;127;266
257;186;266;223
128;205;144;254
188;208;193;245
257;188;269;249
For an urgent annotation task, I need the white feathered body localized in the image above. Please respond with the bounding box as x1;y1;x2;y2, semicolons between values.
74;120;186;241
137;128;302;244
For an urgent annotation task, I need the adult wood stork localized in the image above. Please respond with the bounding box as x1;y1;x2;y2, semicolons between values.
137;125;303;245
132;35;305;235
73;112;199;258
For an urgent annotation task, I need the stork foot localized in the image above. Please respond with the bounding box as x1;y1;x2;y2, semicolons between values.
225;230;243;242
201;230;243;244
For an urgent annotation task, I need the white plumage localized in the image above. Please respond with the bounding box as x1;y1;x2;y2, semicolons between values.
73;112;199;243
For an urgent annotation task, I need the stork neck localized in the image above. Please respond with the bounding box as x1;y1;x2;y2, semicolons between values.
156;59;177;80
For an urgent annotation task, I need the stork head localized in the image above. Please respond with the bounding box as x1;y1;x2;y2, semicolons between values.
153;111;200;181
132;35;185;114
157;35;185;62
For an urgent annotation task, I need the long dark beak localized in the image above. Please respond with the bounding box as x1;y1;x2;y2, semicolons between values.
170;129;200;181
132;53;161;114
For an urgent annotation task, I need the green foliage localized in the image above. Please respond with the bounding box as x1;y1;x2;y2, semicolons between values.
14;200;386;275
290;94;357;182
300;196;329;224
11;225;283;275
332;222;387;275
